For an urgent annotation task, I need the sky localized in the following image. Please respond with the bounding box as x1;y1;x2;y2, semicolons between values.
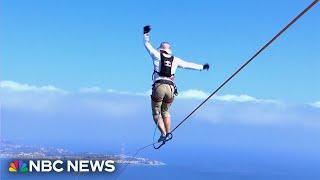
1;2;320;178
1;0;319;104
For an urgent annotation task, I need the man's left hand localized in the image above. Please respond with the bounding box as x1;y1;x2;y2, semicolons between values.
203;63;210;71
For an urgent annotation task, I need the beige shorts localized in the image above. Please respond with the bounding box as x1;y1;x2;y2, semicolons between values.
151;83;174;118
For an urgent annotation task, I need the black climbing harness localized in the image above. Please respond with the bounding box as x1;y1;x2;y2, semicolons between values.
152;79;178;97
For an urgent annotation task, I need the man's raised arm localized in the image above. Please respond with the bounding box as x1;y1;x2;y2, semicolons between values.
143;25;159;58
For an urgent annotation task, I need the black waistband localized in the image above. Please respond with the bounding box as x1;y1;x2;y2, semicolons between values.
154;79;175;86
153;70;175;78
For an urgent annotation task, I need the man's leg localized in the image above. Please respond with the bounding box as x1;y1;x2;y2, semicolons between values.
153;115;166;135
151;98;167;135
161;84;174;134
162;116;171;134
161;103;172;134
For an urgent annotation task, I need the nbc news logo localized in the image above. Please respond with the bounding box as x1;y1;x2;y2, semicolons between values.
9;160;28;173
8;159;115;173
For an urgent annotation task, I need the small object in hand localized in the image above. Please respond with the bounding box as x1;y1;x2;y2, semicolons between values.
143;25;151;34
203;63;210;70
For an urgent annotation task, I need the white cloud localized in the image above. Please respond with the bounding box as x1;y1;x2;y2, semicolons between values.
79;87;120;94
78;86;282;104
0;81;68;112
202;102;320;126
79;87;279;104
79;86;102;93
310;101;320;108
177;89;209;99
1;81;281;105
0;81;67;94
0;81;277;106
215;94;258;102
1;80;319;126
177;89;280;104
79;87;151;97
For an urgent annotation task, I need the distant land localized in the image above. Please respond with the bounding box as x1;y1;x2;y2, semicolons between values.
0;140;165;166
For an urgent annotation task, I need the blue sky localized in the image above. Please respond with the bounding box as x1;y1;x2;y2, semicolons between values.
1;0;319;103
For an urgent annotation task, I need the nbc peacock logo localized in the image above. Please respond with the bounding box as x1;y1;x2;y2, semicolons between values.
9;160;28;173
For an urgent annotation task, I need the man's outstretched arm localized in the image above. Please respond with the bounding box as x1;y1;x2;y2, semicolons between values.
175;57;210;71
143;25;160;58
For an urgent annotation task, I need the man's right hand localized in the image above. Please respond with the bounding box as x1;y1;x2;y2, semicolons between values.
143;25;151;34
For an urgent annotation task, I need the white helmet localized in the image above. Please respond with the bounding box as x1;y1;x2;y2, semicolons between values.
158;42;172;55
